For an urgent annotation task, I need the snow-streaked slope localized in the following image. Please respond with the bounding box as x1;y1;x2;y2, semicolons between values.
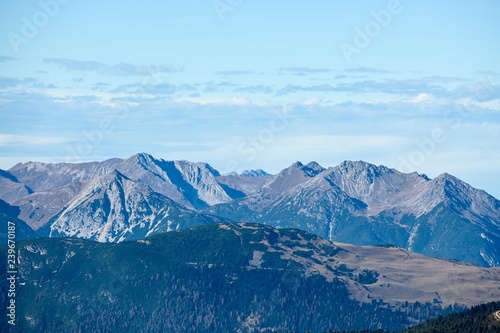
45;170;224;242
206;160;500;267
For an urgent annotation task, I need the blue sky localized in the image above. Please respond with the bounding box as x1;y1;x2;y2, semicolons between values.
0;0;499;198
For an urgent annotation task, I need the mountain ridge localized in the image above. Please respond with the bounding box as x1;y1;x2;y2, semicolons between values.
1;154;499;266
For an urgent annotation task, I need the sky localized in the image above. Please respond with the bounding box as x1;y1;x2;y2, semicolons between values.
0;0;499;198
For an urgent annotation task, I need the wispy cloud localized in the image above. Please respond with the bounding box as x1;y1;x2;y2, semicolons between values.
275;79;446;96
0;76;43;89
276;84;336;95
420;75;470;83
113;82;197;95
277;66;395;76
0;56;18;63
352;79;445;95
0;134;69;146
453;82;500;101
67;95;101;103
215;70;255;76
279;67;334;76
343;67;394;74
204;81;239;93
202;81;274;94
478;70;500;76
90;82;111;92
234;85;274;94
43;58;183;76
44;58;105;71
104;63;183;76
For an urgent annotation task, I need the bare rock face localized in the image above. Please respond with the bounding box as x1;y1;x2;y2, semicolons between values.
6;153;236;210
43;169;224;242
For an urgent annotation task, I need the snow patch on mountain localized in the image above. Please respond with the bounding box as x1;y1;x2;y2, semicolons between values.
47;169;217;242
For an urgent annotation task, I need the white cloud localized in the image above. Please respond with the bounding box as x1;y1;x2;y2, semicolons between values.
0;134;69;146
410;93;432;103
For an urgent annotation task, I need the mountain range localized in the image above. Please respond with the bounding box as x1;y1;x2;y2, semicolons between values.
1;153;499;267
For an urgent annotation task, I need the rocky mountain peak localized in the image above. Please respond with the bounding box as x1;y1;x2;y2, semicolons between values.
133;152;157;168
240;169;271;177
337;160;390;177
303;161;325;176
196;162;221;177
287;161;325;176
263;161;324;195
